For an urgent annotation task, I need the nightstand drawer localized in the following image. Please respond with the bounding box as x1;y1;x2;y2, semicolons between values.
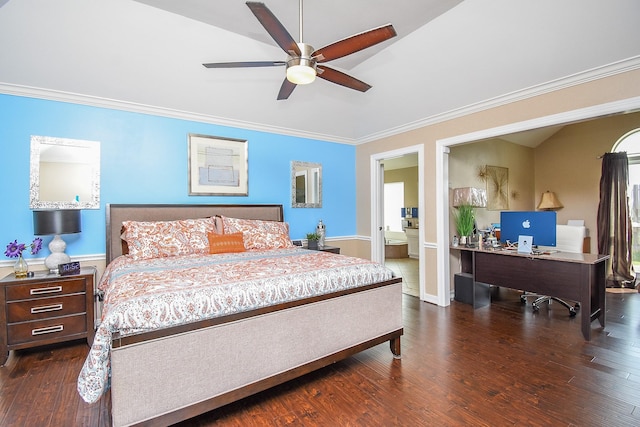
7;313;87;345
6;293;86;323
5;277;86;301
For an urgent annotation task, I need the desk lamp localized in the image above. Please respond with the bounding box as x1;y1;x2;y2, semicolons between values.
33;209;81;273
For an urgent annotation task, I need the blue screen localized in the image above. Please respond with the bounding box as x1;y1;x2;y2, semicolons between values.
500;211;557;246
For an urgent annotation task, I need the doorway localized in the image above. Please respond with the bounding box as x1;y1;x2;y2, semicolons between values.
436;96;640;306
371;145;424;299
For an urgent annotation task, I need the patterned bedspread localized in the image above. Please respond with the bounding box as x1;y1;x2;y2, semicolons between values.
77;248;394;403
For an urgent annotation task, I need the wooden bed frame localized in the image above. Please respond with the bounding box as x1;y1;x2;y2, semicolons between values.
102;204;404;426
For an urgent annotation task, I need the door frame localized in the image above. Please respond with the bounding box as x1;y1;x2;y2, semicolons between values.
371;144;425;300
436;96;640;306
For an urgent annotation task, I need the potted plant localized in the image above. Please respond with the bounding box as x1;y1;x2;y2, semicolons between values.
306;232;320;250
454;204;475;245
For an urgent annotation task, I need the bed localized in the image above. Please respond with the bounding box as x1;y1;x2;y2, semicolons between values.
77;204;403;426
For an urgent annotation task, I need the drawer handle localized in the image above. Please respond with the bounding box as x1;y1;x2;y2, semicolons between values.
30;286;63;295
32;325;64;336
31;303;63;314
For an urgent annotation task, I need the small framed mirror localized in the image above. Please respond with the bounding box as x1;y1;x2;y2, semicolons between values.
30;135;101;209
291;161;322;208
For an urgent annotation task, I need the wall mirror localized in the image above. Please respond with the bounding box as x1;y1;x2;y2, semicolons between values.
291;161;322;208
30;135;101;209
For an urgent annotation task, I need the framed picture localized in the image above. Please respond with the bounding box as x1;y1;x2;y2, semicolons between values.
188;134;248;196
485;165;509;210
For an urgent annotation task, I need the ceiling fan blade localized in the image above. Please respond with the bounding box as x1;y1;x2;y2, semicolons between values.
313;24;397;63
317;66;371;92
277;78;297;100
246;2;301;56
203;61;286;68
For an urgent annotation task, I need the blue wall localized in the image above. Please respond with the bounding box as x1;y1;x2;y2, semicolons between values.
0;94;356;259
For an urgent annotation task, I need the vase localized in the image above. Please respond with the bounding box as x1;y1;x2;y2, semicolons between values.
14;255;29;278
308;240;318;250
316;220;326;249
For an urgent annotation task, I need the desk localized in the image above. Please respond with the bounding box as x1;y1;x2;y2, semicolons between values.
454;246;609;340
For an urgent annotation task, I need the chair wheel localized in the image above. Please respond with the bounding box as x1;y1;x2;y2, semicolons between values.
532;304;540;312
574;303;580;310
569;308;577;317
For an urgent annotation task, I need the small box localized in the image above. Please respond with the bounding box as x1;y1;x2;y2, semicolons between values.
454;273;474;304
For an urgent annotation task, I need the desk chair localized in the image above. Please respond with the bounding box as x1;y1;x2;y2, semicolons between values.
521;224;588;316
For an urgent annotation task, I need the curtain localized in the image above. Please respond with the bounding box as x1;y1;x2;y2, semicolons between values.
597;152;635;287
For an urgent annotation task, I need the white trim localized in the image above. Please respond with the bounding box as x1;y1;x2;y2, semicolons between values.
0;253;105;268
371;144;425;301
370;158;384;263
613;128;640;159
0;83;354;145
2;56;638;146
358;56;640;144
435;143;451;307
421;293;439;305
436;95;640;307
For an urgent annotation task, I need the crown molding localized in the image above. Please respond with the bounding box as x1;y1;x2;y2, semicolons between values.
2;55;639;146
356;55;640;144
0;83;353;145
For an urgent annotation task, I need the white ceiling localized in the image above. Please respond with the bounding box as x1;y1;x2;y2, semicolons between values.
134;0;463;71
0;0;639;144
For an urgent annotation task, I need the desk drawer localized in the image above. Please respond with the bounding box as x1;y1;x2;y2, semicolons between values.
7;293;86;323
474;252;582;300
6;278;86;301
7;313;87;345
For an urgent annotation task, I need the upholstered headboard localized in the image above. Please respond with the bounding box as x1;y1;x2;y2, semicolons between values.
105;204;284;264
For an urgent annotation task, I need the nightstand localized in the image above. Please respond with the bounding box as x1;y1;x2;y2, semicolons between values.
0;267;96;365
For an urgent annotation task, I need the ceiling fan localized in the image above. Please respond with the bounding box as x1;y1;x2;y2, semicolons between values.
203;1;397;100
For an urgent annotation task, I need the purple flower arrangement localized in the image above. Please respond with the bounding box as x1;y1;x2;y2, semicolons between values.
4;238;43;258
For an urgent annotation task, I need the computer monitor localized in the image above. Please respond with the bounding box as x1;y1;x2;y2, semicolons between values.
499;211;557;247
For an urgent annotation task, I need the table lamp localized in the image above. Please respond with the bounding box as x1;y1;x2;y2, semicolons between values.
33;209;82;273
452;187;487;208
537;191;563;210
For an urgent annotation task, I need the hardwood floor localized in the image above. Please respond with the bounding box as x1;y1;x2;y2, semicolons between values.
1;288;640;426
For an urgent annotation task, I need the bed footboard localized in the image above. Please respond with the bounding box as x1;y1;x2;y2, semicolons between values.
110;279;403;427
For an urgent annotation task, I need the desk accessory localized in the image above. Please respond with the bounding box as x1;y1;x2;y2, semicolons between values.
59;261;81;276
517;235;533;254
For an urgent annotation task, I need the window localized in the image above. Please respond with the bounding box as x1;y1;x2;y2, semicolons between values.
384;182;404;232
613;128;640;268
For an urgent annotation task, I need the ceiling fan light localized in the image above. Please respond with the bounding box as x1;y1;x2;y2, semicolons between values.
287;64;316;84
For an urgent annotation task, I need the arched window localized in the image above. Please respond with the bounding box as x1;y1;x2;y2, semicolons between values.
613;128;640;269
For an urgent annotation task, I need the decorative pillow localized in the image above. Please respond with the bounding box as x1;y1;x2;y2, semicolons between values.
122;217;217;260
208;232;246;254
221;216;293;250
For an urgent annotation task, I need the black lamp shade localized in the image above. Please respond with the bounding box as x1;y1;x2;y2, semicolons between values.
33;209;82;235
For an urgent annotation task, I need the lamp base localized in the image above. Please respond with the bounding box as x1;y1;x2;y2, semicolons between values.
44;235;71;274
